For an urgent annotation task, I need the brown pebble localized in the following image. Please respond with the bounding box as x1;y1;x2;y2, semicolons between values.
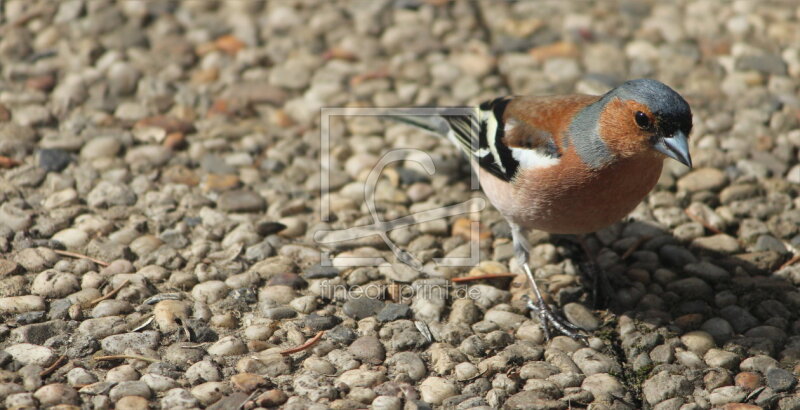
0;104;10;122
266;273;307;289
26;74;56;92
734;371;762;390
215;34;245;55
231;373;267;393
202;174;240;192
674;313;704;330
256;389;288;407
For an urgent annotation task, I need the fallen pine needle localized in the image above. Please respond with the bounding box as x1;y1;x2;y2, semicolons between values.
88;280;130;307
280;331;324;355
94;354;159;363
451;273;517;283
778;254;800;271
39;355;66;377
52;249;110;267
0;156;21;168
621;236;649;260
684;209;724;236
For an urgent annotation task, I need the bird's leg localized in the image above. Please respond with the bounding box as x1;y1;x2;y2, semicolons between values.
511;223;584;340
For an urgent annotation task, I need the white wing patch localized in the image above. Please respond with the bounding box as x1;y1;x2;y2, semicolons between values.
511;147;560;170
481;108;505;173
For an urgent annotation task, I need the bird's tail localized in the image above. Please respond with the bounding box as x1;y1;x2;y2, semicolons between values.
384;111;452;137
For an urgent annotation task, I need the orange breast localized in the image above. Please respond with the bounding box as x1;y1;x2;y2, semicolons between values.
479;152;663;234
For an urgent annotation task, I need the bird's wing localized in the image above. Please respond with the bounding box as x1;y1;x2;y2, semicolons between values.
390;95;598;182
442;96;584;182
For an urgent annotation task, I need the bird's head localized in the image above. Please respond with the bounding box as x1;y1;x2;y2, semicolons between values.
599;79;693;167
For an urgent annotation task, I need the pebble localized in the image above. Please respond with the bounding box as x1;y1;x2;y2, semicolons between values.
4;344;55;366
217;190;266;212
343;297;384;320
681;331;716;355
677;168;728;192
0;295;46;314
100;331;160;355
33;383;79;406
419;376;458;405
109;381;152;401
386;351;427;381
642;371;693;405
161;388;200;408
563;303;601;331
377;302;411;322
348;335;386;364
765;367;796;392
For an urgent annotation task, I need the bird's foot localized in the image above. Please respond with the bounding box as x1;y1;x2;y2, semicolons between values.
523;294;587;341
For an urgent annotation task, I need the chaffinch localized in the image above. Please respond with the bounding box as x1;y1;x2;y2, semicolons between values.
395;79;693;338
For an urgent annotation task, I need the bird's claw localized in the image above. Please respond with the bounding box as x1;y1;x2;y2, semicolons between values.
522;295;587;341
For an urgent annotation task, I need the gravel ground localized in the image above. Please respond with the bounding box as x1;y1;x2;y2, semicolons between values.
0;0;799;409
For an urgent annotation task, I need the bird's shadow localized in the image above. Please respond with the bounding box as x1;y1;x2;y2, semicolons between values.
548;220;796;361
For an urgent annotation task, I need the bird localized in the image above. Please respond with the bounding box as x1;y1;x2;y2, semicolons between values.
392;79;693;339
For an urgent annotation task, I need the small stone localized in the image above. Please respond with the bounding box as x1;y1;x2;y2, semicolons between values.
38;149;72;172
720;306;759;333
677;168;727;192
186;360;221;383
101;332;160;355
419;376;458;405
0;295;46;314
581;373;627;402
109;381;152;401
704;349;740;370
256;389;288;407
217;190;266;213
765;367;796;392
349;335;386;364
734;372;762;391
106;365;140;383
377;303;411;322
161;388;200;408
642;371;693;405
208;336;247;356
709;386;747;406
231;373;267;393
563;303;600;331
343;297;384;320
692;234;742;254
4;344;55;366
667;277;712;300
67;367;99;386
116;395;150;410
681;331;716;355
372;395;403;410
572;348;621;376
336;369;386;388
33;383;79;406
386;351;427;381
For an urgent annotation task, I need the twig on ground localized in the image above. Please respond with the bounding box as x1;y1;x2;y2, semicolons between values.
778;254;800;271
87;280;130;307
621;236;649;260
52;249;110;267
39;355;66;377
280;331;324;355
93;354;159;363
451;273;518;283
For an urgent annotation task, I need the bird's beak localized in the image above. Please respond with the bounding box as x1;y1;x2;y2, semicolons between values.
654;130;692;168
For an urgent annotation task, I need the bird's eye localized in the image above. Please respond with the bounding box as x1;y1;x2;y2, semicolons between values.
635;111;651;129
